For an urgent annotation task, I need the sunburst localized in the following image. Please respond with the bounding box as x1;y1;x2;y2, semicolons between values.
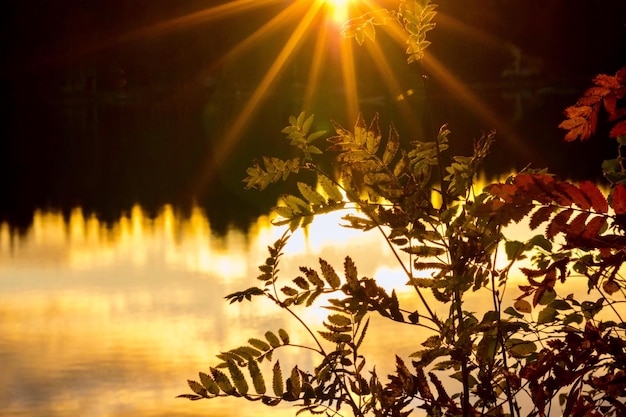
115;0;525;196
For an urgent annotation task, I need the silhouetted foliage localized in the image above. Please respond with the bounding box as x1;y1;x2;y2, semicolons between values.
180;1;626;416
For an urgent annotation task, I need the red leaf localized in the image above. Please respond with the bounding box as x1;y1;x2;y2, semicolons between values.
529;206;556;230
609;120;626;138
616;65;626;83
612;183;626;215
567;212;590;236
581;215;606;239
515;174;554;203
578;181;608;212
604;95;617;117
546;208;574;240
484;183;517;202
555;182;590;210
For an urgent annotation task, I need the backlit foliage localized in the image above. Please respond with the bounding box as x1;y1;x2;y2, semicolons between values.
181;2;626;416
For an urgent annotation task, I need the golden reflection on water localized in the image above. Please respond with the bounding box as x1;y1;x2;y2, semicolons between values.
0;204;622;417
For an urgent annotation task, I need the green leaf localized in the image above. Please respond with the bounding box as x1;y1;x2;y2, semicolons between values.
230;346;262;361
319;175;344;202
302;113;314;135
328;314;352;327
211;367;236;395
227;360;249;395
247;359;266;395
537;306;558;324
549;299;573;310
272;361;284;397
319;258;341;288
278;328;290;344
382;123;400;165
503;306;523;318
288;366;302;398
506;339;537;358
365;113;382;154
527;234;552;251
265;331;281;348
199;372;220;396
187;380;208;398
297;182;326;206
401;245;445;257
538;288;556;305
505;240;525;260
282;194;310;213
319;331;352;343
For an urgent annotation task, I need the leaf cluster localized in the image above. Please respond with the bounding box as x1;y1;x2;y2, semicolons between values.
559;65;626;142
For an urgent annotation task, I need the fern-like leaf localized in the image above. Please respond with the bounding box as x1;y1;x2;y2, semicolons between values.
199;371;220;396
246;359;266;395
187;380;208;398
211;367;236;395
265;331;281;348
319;258;341;288
272;361;284;397
227;360;249;395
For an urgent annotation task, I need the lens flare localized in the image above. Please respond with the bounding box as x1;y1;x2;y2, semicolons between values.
321;0;352;24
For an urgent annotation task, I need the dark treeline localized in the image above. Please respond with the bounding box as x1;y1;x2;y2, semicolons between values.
1;0;624;236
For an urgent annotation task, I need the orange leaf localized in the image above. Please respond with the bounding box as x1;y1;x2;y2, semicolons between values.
576;95;602;106
584;86;611;97
564;105;592;118
514;299;532;314
558;117;586;130
592;74;620;89
612;183;626;215
578;181;608;212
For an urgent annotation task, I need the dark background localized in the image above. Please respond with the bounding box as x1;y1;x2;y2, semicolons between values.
1;0;625;234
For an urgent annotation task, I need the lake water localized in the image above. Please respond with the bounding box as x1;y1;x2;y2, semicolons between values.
1;201;614;417
0;205;443;416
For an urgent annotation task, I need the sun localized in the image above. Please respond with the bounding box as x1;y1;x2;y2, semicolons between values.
321;0;353;25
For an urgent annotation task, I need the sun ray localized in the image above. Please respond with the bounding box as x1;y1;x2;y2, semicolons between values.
366;9;533;158
363;39;423;135
303;20;331;111
339;36;360;123
184;1;306;96
422;53;533;159
118;0;283;43
191;0;326;194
